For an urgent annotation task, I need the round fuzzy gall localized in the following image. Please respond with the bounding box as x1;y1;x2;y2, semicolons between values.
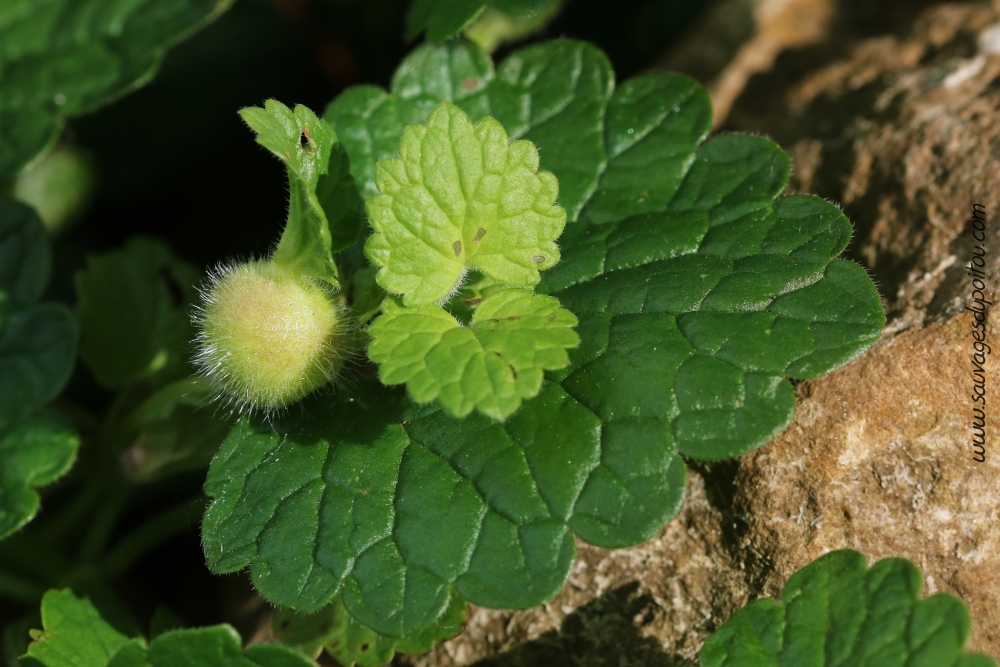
196;260;345;411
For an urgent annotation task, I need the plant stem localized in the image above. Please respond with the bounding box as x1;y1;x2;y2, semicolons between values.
99;497;207;579
37;471;106;546
77;481;130;563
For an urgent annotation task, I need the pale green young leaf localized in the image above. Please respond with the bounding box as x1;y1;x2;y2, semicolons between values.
240;100;363;287
368;289;578;420
0;410;78;541
700;550;997;667
365;102;565;305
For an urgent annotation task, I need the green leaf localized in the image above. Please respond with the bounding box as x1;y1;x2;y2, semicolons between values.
324;40;612;222
0;200;48;307
204;39;884;640
348;266;386;326
368;288;578;420
0;0;235;180
241;100;363;287
138;626;315;667
0;110;59;185
405;0;558;42
74;237;200;390
0;304;77;427
22;589;139;667
120;377;234;482
202;381;687;637
23;590;312;667
406;0;488;41
274;593;464;664
699;550;998;667
0;411;78;541
364;102;566;305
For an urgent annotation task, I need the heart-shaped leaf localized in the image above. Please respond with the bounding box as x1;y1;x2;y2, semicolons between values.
700;550;997;667
203;39;883;641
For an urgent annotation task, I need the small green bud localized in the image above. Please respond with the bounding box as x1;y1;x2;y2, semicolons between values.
196;260;346;411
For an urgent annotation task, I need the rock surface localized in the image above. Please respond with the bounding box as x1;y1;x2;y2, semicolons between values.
402;1;1000;663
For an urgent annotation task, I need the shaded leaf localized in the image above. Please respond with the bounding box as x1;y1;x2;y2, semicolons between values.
203;382;686;636
0;304;77;428
406;0;559;42
0;0;234;180
0;411;78;541
0;200;49;307
274;593;464;664
74;237;200;390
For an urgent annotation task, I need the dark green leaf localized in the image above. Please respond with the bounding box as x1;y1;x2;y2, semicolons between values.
0;200;49;307
203;381;686;636
0;304;77;427
0;410;78;541
120;377;234;482
405;0;558;42
205;39;883;640
405;0;488;41
0;0;234;180
74;237;200;390
0;110;59;185
139;626;314;667
274;593;464;664
700;550;997;667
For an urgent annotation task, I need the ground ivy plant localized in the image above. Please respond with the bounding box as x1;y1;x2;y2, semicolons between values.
701;550;996;667
198;35;885;657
